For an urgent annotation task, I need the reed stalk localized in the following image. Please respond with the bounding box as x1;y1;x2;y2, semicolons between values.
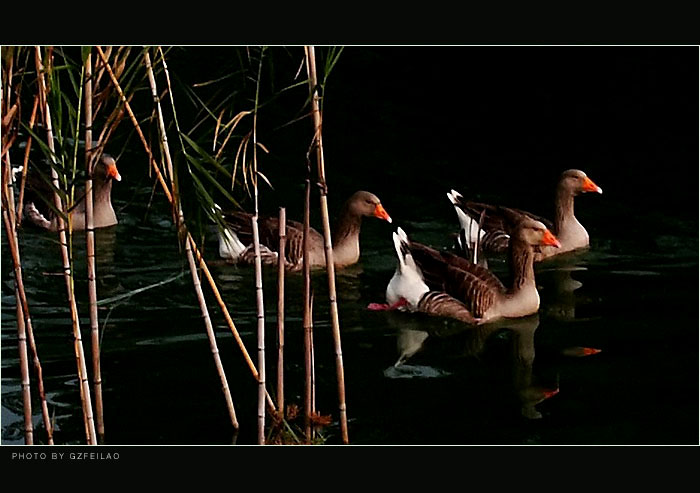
83;50;105;443
186;235;239;428
1;154;54;444
144;49;239;429
1;163;33;444
0;55;32;443
302;173;314;442
304;45;349;444
308;290;317;430
14;289;33;444
16;94;39;225
35;46;97;445
95;46;277;416
251;215;266;443
276;207;286;418
3;224;33;444
251;49;267;444
22;305;54;445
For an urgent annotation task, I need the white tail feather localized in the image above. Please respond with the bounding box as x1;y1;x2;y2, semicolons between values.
218;228;247;260
446;189;463;205
446;190;484;248
387;228;429;306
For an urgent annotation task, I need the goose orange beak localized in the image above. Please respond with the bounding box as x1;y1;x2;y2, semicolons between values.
107;163;122;182
582;176;602;194
542;228;561;248
374;203;392;223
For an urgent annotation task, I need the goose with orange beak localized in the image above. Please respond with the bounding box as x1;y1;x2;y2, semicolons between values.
448;169;602;261
23;153;121;231
371;216;561;324
217;190;392;271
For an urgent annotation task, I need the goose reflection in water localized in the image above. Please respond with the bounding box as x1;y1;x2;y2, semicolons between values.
386;313;561;419
536;253;600;323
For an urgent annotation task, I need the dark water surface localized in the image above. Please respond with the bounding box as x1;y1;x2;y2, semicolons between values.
2;46;698;445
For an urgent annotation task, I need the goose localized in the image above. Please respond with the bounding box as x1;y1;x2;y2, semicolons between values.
23;153;121;231
368;227;480;324
447;169;602;261
217;190;392;271
370;216;561;324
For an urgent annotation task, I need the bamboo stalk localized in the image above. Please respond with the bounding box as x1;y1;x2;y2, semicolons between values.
2;155;54;444
304;45;349;443
95;46;277;416
144;48;239;429
276;207;286;418
83;50;105;443
35;46;97;445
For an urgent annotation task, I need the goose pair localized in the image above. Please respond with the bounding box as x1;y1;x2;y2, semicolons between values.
373;169;602;325
23;153;121;231
371;216;560;325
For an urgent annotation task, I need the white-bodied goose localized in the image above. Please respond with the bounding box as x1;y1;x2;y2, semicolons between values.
217;190;392;271
23;153;121;231
370;216;561;324
448;169;602;261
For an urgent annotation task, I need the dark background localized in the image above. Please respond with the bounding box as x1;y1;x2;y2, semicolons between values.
324;47;698;220
197;46;697;243
159;47;699;229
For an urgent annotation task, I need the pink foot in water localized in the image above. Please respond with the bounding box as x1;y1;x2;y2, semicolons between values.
367;298;409;311
542;387;560;400
561;346;603;357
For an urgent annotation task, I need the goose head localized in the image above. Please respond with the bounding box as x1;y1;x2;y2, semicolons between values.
346;191;392;223
516;217;561;249
559;169;602;196
94;153;122;183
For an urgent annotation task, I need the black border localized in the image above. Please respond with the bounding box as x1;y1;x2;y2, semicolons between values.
1;4;700;45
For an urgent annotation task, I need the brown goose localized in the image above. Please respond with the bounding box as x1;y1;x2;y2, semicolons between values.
370;217;560;324
217;190;392;271
23;153;121;231
448;169;602;261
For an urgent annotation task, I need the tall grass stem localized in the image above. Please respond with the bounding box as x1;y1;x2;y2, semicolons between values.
276;207;286;418
304;45;349;444
36;46;97;445
83;50;105;442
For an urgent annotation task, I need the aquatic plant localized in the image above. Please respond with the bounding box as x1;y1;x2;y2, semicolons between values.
2;45;347;445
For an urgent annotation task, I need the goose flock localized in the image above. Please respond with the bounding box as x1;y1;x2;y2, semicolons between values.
212;167;602;327
21;154;602;329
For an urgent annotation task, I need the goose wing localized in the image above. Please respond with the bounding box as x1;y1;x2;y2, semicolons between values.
222;211;324;269
408;241;505;318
